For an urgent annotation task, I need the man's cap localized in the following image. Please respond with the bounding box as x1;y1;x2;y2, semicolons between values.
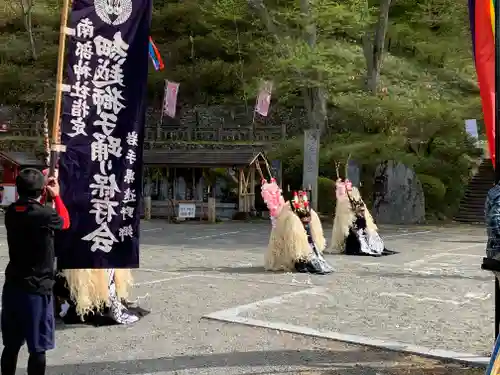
16;168;45;198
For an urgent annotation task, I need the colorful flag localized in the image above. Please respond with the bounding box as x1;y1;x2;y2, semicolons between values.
469;0;495;166
255;81;273;117
58;0;152;269
163;80;180;118
148;36;164;71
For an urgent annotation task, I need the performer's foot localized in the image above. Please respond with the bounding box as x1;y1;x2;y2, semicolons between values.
59;301;71;318
116;310;139;325
109;299;140;324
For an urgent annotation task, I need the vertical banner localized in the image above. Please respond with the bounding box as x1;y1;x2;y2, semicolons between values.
58;0;153;269
469;0;495;166
255;81;273;117
302;129;320;211
163;80;179;118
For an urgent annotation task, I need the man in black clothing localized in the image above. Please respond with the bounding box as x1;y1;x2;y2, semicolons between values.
1;168;69;375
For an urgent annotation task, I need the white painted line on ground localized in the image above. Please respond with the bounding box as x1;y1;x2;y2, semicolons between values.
133;275;192;286
140;268;177;274
378;291;491;306
135;272;317;288
194;273;315;288
141;228;163;232
384;230;431;238
403;243;482;267
206;287;325;318
186;231;243;240
203;288;490;366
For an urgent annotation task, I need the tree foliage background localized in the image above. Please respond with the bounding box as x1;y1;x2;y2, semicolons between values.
0;0;484;216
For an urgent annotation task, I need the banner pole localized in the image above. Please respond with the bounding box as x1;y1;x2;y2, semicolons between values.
49;0;71;177
495;0;500;340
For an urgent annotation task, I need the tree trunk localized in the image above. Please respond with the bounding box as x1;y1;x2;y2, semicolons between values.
22;0;37;61
299;0;327;133
302;86;327;132
363;0;392;94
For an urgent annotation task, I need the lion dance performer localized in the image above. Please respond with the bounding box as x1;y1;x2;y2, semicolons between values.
52;0;153;325
262;179;333;274
328;178;396;256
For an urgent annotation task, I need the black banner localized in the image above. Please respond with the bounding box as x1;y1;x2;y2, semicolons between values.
58;0;152;269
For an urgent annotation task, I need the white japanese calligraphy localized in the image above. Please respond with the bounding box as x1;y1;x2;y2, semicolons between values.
93;59;125;88
90;198;119;224
118;225;133;241
100;160;112;174
94;32;129;63
89;173;121;198
91;133;123;162
70;81;91;101
82;223;118;253
71;98;90;119
73;59;92;81
76;18;94;39
68;117;87;138
123;169;135;184
125;149;136;165
78;26;138;251
92;86;125;115
93;111;117;136
75;41;94;61
123;188;136;204
126;131;138;146
120;205;134;220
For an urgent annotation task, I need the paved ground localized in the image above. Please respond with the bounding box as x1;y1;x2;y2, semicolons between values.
0;219;493;374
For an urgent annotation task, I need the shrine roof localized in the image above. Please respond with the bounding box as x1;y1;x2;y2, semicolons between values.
143;148;267;167
0;152;44;167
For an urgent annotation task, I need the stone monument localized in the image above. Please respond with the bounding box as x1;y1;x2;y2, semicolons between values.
347;159;360;187
372;161;425;224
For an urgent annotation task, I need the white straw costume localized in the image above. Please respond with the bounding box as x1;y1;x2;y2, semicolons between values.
327;179;394;257
263;186;333;274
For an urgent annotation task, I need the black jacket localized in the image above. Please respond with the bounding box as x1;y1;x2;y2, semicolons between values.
4;198;64;295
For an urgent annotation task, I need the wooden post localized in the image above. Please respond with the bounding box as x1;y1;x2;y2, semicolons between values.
173;167;177;199
144;196;152;220
250;165;255;211
49;0;71;177
238;168;245;212
207;197;216;223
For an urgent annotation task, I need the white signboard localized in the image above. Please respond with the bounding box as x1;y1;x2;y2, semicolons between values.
178;203;196;219
1;185;16;207
465;119;479;139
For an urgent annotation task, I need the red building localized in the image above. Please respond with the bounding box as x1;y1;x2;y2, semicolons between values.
0;152;45;184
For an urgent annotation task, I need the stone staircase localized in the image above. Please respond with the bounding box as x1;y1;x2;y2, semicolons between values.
454;158;495;223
